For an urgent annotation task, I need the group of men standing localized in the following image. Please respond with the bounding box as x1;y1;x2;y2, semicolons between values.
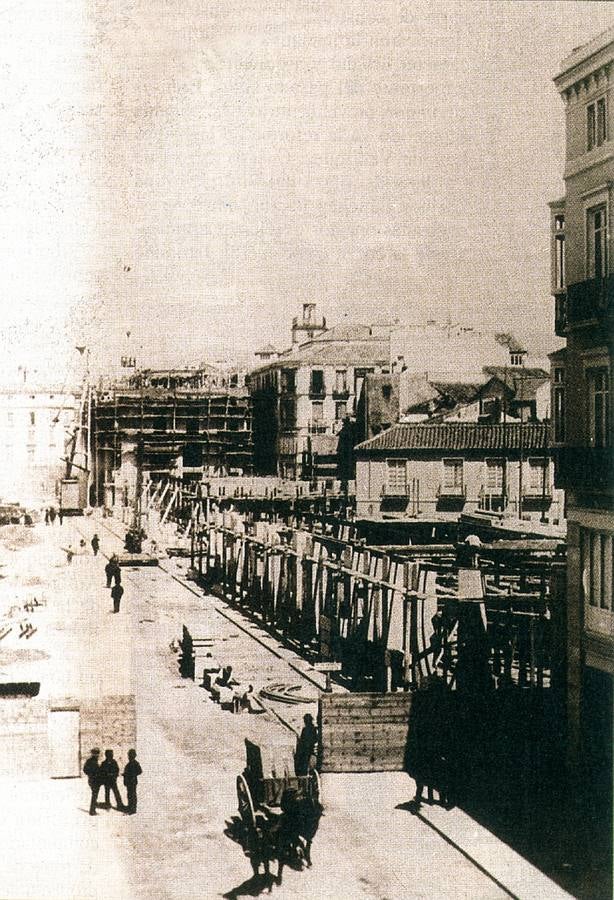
84;748;142;816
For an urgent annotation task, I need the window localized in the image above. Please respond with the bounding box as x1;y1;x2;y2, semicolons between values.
311;401;323;423
442;458;463;491
587;205;607;280
335;370;348;394
554;214;565;290
587;97;607;151
335;401;347;421
386;459;407;495
382;384;392;401
510;353;524;367
528;457;548;493
587;368;610;448
485;458;504;492
310;370;325;396
280;398;296;428
553;367;566;443
281;369;296;394
581;529;613;612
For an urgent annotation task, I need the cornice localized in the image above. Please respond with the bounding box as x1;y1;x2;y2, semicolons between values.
557;61;611;106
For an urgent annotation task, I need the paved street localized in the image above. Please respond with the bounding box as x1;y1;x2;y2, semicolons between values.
0;519;573;899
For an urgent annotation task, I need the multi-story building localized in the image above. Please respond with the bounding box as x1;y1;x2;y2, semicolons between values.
92;368;252;510
0;388;78;505
549;29;613;780
249;305;392;479
354;422;563;525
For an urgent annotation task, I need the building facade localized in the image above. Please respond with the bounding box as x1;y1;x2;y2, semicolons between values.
549;29;613;777
0;389;78;505
355;422;563;524
92;369;252;510
249;309;391;479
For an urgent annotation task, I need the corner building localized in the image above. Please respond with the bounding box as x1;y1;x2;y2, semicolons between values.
549;29;613;785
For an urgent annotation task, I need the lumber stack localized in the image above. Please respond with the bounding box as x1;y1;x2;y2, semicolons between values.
319;692;412;773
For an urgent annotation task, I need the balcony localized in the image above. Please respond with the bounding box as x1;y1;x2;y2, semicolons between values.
332;388;350;400
307;423;328;435
437;483;466;499
563;276;614;329
309;389;326;400
478;489;505;512
553;447;612;493
381;484;411;497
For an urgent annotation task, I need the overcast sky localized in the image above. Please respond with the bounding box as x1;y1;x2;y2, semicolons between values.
0;1;612;382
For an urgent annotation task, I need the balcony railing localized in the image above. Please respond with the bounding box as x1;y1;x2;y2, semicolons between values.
381;484;410;497
309;389;326;399
553;447;612;492
564;276;614;328
523;485;553;499
332;388;350;400
307;423;328;435
478;488;505;512
437;483;466;499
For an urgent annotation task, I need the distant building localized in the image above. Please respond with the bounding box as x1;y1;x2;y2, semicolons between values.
0;388;77;505
549;29;613;776
355;422;563;524
355;373;400;442
391;322;559;412
92;368;252;510
249;305;391;479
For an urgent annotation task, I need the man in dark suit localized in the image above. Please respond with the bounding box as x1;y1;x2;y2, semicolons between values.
83;748;101;816
99;749;124;810
122;749;142;814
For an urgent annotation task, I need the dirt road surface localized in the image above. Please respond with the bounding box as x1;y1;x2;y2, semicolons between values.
0;519;572;899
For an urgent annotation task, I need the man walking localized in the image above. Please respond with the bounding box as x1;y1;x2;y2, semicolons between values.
105;555;120;588
99;749;124;810
91;533;100;556
122;749;142;814
83;747;101;816
111;582;124;613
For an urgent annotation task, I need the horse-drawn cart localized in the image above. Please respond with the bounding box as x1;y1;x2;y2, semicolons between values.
236;737;322;872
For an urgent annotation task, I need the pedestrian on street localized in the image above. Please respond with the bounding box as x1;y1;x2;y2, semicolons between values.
295;713;318;776
65;545;74;565
91;534;100;556
83;747;101;816
58;509;64;526
111;582;124;613
105;556;120;588
49;507;56;526
122;749;142;814
99;749;124;810
44;508;50;525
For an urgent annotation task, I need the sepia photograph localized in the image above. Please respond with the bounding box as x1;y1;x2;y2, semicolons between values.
0;1;612;898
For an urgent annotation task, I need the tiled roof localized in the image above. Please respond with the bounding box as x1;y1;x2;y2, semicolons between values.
355;422;549;453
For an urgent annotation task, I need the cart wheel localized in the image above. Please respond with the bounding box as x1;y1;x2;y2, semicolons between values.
308;768;322;803
237;774;256;830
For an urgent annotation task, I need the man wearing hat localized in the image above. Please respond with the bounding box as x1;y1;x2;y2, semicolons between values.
83;747;101;816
